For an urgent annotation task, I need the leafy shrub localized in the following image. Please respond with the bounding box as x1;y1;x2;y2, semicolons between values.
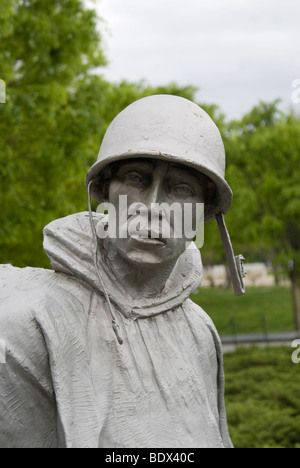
224;346;300;448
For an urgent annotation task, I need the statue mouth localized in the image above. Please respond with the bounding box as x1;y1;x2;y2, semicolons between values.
129;232;167;246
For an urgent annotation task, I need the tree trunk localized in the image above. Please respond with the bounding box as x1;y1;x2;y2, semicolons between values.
290;269;300;332
272;263;280;286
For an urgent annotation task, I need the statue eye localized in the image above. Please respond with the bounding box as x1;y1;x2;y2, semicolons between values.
171;184;194;198
120;171;144;183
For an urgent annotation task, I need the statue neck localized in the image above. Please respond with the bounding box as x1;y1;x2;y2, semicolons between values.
101;240;177;299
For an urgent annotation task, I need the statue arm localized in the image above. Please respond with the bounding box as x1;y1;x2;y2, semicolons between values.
0;267;57;448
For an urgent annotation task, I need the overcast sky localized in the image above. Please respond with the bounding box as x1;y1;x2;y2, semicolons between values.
91;0;300;120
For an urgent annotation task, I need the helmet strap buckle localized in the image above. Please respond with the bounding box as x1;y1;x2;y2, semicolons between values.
216;213;246;296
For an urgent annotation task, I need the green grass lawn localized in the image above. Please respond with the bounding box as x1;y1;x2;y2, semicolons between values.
190;286;295;335
223;346;300;448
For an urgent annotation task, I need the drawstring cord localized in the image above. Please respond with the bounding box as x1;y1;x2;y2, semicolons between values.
87;180;123;345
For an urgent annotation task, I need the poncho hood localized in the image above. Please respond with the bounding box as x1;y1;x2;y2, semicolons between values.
43;212;203;320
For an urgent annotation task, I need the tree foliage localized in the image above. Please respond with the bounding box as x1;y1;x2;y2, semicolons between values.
0;0;107;266
222;101;300;327
225;101;300;261
0;1;202;268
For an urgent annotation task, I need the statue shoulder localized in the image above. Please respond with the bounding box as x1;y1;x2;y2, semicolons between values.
185;297;222;348
0;265;85;342
0;264;55;320
0;265;56;355
0;264;92;349
187;298;218;328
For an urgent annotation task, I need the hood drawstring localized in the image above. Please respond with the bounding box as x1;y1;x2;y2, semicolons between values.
87;180;123;345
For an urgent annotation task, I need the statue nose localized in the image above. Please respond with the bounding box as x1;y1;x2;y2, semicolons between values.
143;160;170;208
144;179;166;207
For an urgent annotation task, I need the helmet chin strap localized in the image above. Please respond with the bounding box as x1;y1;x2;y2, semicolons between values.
216;213;246;296
87;180;123;345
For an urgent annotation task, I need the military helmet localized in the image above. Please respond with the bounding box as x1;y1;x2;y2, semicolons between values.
85;94;232;222
86;94;245;296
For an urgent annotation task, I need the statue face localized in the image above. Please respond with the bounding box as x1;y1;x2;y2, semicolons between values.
106;159;204;266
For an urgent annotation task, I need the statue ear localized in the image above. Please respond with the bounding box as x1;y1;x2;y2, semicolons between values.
203;177;217;220
206;178;216;201
101;181;110;202
92;163;115;202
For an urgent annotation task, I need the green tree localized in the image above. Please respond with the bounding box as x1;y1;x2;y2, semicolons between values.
0;0;204;268
0;0;107;267
225;101;300;330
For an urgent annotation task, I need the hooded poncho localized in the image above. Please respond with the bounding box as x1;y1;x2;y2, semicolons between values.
0;212;233;448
